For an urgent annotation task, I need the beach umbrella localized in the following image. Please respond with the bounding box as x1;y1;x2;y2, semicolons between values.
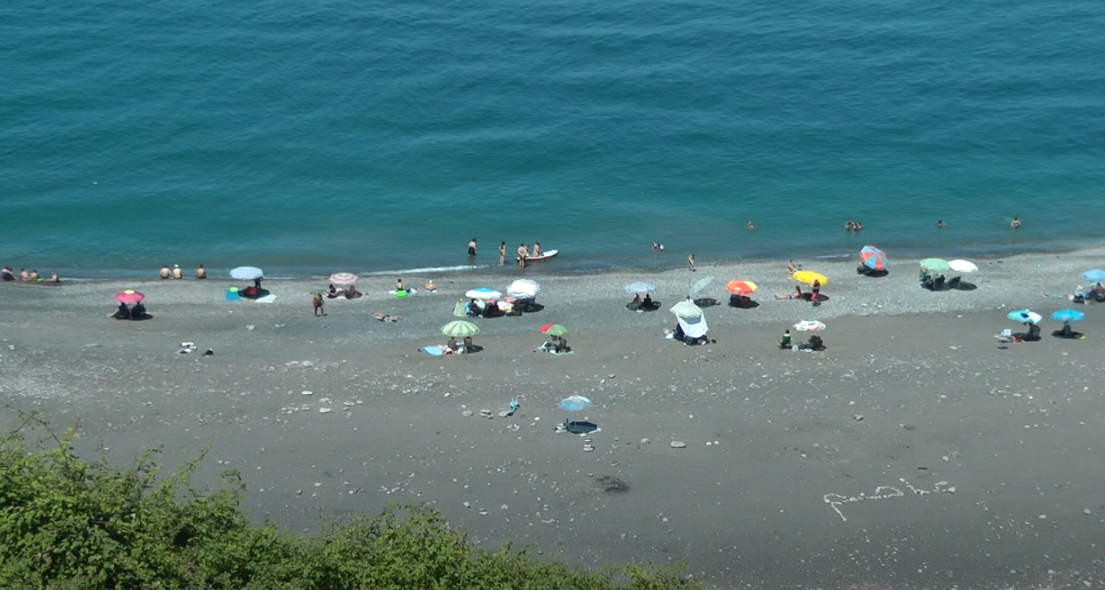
230;266;264;281
624;282;655;294
506;279;540;299
725;279;758;295
559;395;592;412
114;290;145;304
948;260;978;273
793;270;828;286
539;323;568;336
669;299;703;318
1007;309;1041;324
794;320;826;331
1081;269;1105;282
689;276;714;296
441;320;480;338
465;287;501;300
919;258;950;273
329;272;358;285
860;245;888;270
1051;309;1085;323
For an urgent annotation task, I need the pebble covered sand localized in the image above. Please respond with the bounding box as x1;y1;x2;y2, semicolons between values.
3;247;1105;589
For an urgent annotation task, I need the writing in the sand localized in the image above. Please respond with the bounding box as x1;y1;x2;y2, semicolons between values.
824;478;953;522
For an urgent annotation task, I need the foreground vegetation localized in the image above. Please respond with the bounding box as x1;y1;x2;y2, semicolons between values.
0;416;705;590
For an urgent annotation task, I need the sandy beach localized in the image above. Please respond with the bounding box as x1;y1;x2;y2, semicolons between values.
3;248;1105;589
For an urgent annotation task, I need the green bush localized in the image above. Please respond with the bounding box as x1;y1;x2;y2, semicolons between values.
0;415;706;590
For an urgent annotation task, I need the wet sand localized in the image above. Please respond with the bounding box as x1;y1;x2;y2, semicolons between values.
3;248;1105;589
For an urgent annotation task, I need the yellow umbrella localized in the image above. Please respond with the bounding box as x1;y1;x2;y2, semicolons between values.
793;270;828;286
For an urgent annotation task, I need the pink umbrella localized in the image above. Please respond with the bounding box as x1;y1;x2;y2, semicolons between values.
329;272;358;285
114;290;145;304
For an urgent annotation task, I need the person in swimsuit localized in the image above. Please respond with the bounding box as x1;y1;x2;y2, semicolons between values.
517;243;528;269
936;220;945;228
1011;216;1021;228
844;220;854;233
327;284;339;298
853;221;863;232
312;292;326;317
1;267;14;281
687;253;696;272
533;242;542;257
19;268;29;281
811;279;821;303
46;272;60;283
395;279;405;294
159;265;171;279
468;239;477;256
747;221;755;230
787;260;798;277
195;265;207;279
171;264;183;279
29;269;39;281
776;285;803;300
498;242;506;265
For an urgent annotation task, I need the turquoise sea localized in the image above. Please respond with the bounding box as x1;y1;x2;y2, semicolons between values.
2;0;1104;278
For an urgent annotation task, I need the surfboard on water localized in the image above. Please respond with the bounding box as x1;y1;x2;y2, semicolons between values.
519;249;558;262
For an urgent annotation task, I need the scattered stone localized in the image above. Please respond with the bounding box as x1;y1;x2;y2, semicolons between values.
479;409;493;418
314;482;321;487
852;414;864;421
670;441;687;449
1038;514;1047;519
463;501;471;508
301;390;313;396
478;510;489;516
608;374;615;379
462;410;473;417
500;504;508;511
1084;508;1093;515
942;456;949;462
902;424;916;430
947;487;956;494
812;443;820;448
594;475;629;494
498;410;510;418
246;325;256;331
302;361;314;368
640;438;650;444
319;408;332;414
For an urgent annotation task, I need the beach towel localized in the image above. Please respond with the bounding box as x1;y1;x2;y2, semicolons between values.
453;300;467;317
420;346;445;356
677;316;708;339
255;294;277;304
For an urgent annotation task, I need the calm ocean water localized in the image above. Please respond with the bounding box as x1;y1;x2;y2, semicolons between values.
2;0;1104;278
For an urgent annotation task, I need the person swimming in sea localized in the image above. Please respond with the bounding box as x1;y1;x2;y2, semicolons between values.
1011;215;1021;228
844;220;854;233
936;220;945;228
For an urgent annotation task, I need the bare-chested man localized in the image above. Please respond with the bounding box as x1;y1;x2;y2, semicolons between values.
517;243;529;270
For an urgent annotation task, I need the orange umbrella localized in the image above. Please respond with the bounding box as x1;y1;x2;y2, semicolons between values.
725;280;758;295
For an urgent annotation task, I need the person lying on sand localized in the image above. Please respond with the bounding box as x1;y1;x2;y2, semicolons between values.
373;311;401;323
344;285;362;299
776;285;803;300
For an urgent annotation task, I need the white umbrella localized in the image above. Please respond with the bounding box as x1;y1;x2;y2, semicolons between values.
230;266;264;281
465;287;502;300
948;260;978;273
676;315;709;339
794;320;826;331
506;279;540;298
329;272;358;285
669;299;703;318
624;282;655;294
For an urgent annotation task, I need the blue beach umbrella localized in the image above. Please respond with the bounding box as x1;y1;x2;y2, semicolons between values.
1007;309;1041;324
859;245;888;270
465;287;501;299
624;282;655;294
558;395;592;412
1051;309;1085;323
1081;269;1105;282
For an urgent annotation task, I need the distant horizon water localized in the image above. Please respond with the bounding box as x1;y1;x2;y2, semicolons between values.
3;0;1104;279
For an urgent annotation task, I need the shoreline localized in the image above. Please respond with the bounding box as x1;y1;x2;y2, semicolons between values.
11;240;1105;283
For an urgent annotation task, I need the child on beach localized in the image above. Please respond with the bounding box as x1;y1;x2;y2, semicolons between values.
312;292;326;317
688;254;696;272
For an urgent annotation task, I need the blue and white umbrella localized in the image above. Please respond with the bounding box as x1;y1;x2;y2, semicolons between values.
1007;309;1041;324
230;266;264;281
1081;269;1105;282
465;287;501;300
1051;309;1085;323
624;282;655;294
558;395;592;412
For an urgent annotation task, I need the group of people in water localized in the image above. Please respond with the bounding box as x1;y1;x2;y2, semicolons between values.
159;264;206;279
468;239;546;269
1;266;60;283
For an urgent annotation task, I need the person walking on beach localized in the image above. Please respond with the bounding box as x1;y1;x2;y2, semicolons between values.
312;292;326;317
517;243;528;270
195;265;207;279
498;241;506;265
468;238;478;257
688;253;696;272
171;264;183;279
1011;216;1021;229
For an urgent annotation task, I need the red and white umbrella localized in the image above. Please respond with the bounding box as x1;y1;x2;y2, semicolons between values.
794;320;826;331
329;272;358;285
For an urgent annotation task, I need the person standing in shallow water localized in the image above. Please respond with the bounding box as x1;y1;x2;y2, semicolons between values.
312;292;326;317
844;220;854;233
498;241;506;265
1011;216;1021;228
468;238;477;257
517;243;528;270
688;253;696;272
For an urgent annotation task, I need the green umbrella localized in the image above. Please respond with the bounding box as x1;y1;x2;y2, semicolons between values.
441;320;480;338
541;323;568;337
919;258;951;273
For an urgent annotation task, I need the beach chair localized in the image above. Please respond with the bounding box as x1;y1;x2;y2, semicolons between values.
994;329;1016;343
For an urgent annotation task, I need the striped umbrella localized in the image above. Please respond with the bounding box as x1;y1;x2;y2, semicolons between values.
329;272;358;285
860;245;888;270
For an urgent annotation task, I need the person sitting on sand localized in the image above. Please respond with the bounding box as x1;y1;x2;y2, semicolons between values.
1;267;14;281
113;302;130;320
172;264;183;279
808;335;825;351
1055;323;1076;339
159;265;171;279
424;280;437;292
46;272;60;283
627;293;642;310
29;269;40;281
779;329;792;349
131;302;148;318
463;336;474;352
467;298;482;317
19;268;30;281
1025;323;1041;341
195;265;207;279
642;294;653;309
395;279;405;294
345;285;361;299
327;284;339;298
556;335;570;353
445;337;459;354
